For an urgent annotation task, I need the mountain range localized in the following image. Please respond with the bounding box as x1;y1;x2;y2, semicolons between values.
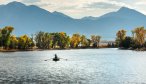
0;1;146;40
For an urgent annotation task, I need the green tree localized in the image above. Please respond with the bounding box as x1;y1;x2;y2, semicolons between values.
50;32;60;48
35;31;53;49
122;36;133;49
1;26;14;49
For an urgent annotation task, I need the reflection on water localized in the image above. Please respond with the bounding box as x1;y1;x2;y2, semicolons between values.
0;48;146;84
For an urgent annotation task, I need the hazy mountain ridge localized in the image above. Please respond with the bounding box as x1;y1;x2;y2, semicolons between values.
0;1;146;40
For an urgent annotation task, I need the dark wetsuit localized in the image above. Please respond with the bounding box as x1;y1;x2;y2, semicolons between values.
53;54;59;61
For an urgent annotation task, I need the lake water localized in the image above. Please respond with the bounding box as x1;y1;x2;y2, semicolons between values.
0;48;146;84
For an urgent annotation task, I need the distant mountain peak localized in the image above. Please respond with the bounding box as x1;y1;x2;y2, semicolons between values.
118;7;135;12
7;1;26;6
116;6;146;17
119;7;130;10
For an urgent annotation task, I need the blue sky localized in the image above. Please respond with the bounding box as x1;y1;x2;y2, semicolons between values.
0;0;146;18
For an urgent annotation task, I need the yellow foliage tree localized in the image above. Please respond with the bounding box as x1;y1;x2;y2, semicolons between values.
80;35;90;47
133;27;146;46
70;33;81;48
9;35;18;49
18;35;33;49
116;29;126;47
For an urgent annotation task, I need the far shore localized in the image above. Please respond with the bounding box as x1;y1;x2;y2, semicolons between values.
118;47;146;51
1;47;146;52
0;46;116;52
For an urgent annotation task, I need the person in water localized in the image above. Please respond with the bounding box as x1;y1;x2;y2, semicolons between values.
53;54;60;61
45;54;67;61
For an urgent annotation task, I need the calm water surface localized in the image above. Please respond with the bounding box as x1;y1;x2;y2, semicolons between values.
0;48;146;84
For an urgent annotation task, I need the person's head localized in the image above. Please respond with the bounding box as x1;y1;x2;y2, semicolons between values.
55;54;57;57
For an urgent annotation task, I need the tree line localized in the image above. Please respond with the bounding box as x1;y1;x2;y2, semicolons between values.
35;31;101;49
116;26;146;50
0;26;101;50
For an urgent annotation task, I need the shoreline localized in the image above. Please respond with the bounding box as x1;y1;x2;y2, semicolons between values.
0;47;145;52
0;47;117;52
118;47;146;51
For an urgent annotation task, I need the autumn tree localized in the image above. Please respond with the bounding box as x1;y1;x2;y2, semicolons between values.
80;35;90;48
70;33;81;48
57;32;70;48
116;29;126;47
133;27;146;47
9;35;18;49
91;35;101;48
18;35;33;49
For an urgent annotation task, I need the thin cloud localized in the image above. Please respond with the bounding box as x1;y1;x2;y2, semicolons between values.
84;2;120;9
21;0;40;3
135;1;146;5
